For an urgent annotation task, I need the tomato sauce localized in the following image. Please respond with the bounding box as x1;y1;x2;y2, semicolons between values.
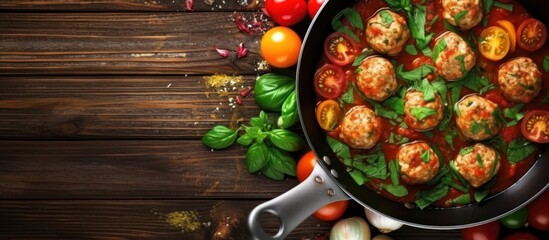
316;0;548;207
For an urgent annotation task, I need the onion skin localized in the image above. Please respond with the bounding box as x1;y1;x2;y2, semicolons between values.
364;208;403;233
330;217;371;240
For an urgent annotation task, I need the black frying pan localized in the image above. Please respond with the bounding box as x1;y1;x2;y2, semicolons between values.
249;0;549;239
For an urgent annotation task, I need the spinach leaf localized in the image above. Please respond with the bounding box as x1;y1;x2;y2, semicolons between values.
202;125;238;149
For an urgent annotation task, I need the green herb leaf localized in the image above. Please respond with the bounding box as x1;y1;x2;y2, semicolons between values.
411;107;437;121
454;11;469;27
389;159;400;185
444;129;458;150
246;142;269;173
421;79;436;102
415;183;450;209
332;8;363;31
429;15;439;26
460;146;474;156
443;20;459;32
476;153;485;168
353;150;387;180
279;90;299;129
396;64;435;83
254;73;296;112
507;139;536;163
421;46;433;57
380;10;395;27
202;125;238;149
262;161;285;180
349;170;368;185
504;104;525;127
433;37;447;62
474;189;490;202
455;55;466;75
385;0;413;12
483;0;494;14
269;129;305;152
493;1;513;11
269;147;297;176
340;87;355;104
405;44;418;55
352;49;374;66
445;194;471;205
544;56;549;71
327;136;351;159
237;133;253;146
420;149;431;163
382;184;409;197
408;5;432;49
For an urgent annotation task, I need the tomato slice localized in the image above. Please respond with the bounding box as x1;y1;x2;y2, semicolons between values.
316;99;342;131
520;110;549;143
479;26;510;61
517;18;547;51
497;20;517;52
324;32;360;66
314;64;346;99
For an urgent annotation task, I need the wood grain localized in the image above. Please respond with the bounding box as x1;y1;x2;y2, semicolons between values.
0;76;264;139
0;12;271;75
0;0;265;11
0;140;300;199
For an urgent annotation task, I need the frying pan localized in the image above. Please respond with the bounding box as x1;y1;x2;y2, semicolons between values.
248;0;549;239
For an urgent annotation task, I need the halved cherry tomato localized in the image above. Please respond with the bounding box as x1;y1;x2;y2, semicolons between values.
479;26;510;61
520;110;549;143
260;26;302;68
461;221;500;240
497;20;517;52
324;32;360;66
265;0;307;27
307;0;326;19
517;18;547;51
297;151;349;221
316;99;342;131
314;64;346;99
527;189;549;230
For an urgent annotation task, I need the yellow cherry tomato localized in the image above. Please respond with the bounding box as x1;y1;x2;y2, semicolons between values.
316;99;342;131
496;20;517;52
260;26;302;68
478;26;510;61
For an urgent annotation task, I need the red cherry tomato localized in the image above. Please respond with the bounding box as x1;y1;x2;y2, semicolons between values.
528;190;549;230
265;0;307;26
307;0;326;19
520;110;549;143
517;18;547;51
461;221;500;240
314;64;345;99
323;32;360;66
297;151;349;221
502;232;540;240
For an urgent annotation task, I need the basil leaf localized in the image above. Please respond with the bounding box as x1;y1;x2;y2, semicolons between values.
349;170;368;185
454;11;469;27
246;142;269;173
389;159;400;185
396;64;435;82
415;183;449;209
202;125;238;149
385;0;412;12
483;0;494;14
254;73;296;112
353;150;387;180
477;153;484;168
340;86;355;104
460;146;474;156
455;55;466;75
411;107;437;121
421;46;433;57
269;129;305;152
279;90;299;129
237;133;253;146
420;149;431;163
405;44;418;55
474;189;490;202
342;8;364;30
269;147;297;176
493;1;513;11
444;129;458;150
504;104;525;127
445;194;471;205
433;37;447;62
382;184;409;197
262;161;285;180
352;49;374;66
507;139;536;163
421;78;436;102
327;136;351;159
408;5;432;49
383;96;405;115
380;10;395;27
544;56;549;71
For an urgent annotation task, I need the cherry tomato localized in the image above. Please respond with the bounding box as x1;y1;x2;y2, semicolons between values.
461;221;500;240
528;190;549;230
497;20;517;52
502;232;540;240
324;32;360;66
314;64;345;99
297;151;349;221
265;0;307;26
500;207;527;229
307;0;326;19
520;110;549;143
260;26;302;68
517;18;547;51
479;26;510;61
316;99;342;131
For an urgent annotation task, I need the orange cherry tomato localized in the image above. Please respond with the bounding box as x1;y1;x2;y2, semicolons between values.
260;26;302;68
297;151;349;221
315;99;342;131
496;20;517;52
517;18;547;51
479;26;510;61
520;110;549;143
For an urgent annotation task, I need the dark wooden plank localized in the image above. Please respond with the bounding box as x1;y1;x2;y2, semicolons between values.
0;0;265;12
0;140;299;199
0;200;333;240
0;12;272;75
0;76;263;139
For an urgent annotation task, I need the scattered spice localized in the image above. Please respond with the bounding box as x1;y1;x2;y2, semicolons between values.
214;46;230;58
185;0;194;11
204;74;243;93
230;12;273;35
164;211;201;233
237;43;248;58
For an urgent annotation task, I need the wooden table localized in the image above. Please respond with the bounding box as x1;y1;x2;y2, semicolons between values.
0;1;541;239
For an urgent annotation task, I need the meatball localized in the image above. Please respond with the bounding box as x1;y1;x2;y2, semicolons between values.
455;95;502;141
434;32;476;81
355;56;398;101
498;57;542;103
365;9;410;55
442;0;483;30
453;143;500;188
404;90;445;131
339;106;382;149
397;141;440;185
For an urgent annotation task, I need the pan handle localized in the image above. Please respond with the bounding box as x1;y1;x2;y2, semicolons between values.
248;163;351;240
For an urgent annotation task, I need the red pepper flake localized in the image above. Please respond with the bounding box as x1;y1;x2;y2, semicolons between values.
237;43;248;58
214;46;229;58
235;95;243;105
185;0;193;11
240;86;253;97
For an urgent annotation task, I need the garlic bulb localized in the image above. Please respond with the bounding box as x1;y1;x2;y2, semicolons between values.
330;217;371;240
364;208;403;233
